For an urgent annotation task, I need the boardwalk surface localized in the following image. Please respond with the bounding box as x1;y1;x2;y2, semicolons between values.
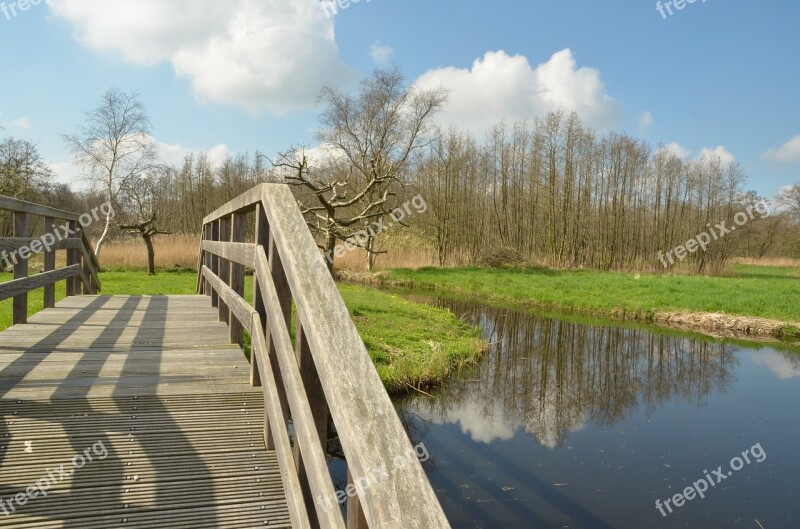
0;295;290;528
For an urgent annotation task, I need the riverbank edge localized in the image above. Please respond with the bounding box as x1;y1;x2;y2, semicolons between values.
337;284;488;395
336;271;800;345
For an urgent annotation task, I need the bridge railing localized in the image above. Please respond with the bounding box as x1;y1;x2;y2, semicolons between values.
0;196;101;324
198;184;451;529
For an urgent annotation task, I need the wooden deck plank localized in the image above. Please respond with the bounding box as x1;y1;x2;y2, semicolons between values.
0;296;290;528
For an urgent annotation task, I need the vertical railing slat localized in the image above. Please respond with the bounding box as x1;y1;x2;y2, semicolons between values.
229;213;246;345
293;321;330;529
65;220;79;297
210;221;220;308
252;205;268;389
218;216;231;324
263;232;292;451
12;212;29;325
43;217;56;308
346;470;369;529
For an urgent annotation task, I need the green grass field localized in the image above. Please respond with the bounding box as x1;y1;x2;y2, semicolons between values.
0;270;484;392
385;264;800;323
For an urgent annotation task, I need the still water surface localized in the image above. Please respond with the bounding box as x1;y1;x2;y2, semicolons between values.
395;296;800;528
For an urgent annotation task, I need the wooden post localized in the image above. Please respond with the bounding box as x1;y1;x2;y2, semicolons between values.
82;244;94;295
293;321;329;529
229;213;246;345
252;205;269;388
65;221;79;297
12;212;28;325
201;224;211;296
347;470;369;529
217;216;231;325
210;220;220;308
262;232;292;450
43;217;56;309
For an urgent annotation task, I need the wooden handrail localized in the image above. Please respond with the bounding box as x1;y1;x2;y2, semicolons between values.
198;184;451;529
0;195;102;324
0;195;80;221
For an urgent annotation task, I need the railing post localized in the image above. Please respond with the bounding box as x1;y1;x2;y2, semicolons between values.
263;232;292;450
66;220;80;297
347;470;369;529
252;205;268;388
82;242;95;295
210;220;220;308
12;212;28;325
229;213;246;346
201;223;211;296
43;217;56;309
218;216;231;325
294;320;329;529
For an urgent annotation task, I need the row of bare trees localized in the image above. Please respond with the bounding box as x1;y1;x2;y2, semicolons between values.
415;114;800;272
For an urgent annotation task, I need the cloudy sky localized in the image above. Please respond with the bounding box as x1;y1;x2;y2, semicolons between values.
0;0;798;196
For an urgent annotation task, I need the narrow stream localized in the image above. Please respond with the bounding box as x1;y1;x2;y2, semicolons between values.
394;296;800;528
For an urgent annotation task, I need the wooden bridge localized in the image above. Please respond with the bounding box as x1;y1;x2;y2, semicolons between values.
0;186;451;528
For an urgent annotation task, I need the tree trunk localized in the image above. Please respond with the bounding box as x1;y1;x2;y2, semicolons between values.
143;233;156;275
366;237;377;271
324;231;336;276
95;208;112;260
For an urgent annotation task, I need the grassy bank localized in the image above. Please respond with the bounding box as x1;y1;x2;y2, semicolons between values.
375;264;800;341
337;284;484;392
0;270;484;392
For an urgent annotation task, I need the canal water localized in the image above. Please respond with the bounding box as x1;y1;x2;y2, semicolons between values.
394;296;800;528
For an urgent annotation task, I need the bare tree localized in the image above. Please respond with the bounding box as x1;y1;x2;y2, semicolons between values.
119;173;170;275
0;136;53;200
63;89;157;260
275;67;446;273
0;134;54;263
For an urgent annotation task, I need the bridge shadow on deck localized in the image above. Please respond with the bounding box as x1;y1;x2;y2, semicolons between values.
0;296;289;528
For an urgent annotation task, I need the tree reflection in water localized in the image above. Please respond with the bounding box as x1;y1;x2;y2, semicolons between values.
398;297;738;448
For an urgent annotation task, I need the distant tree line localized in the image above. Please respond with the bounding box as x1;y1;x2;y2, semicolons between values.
415;113;800;273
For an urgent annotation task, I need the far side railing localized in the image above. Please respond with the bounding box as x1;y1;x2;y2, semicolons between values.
197;184;451;529
0;195;101;325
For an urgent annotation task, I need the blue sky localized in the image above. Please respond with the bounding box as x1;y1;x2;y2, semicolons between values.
0;0;798;197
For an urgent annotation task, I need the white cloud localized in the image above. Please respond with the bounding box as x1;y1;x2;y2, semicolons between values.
664;142;690;159
299;143;346;168
763;135;800;163
698;145;736;167
0;114;31;130
749;351;800;380
157;140;231;167
47;161;83;187
49;140;230;186
12;117;31;129
414;49;621;135
369;42;394;66
661;143;737;168
638;111;654;132
47;0;357;113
